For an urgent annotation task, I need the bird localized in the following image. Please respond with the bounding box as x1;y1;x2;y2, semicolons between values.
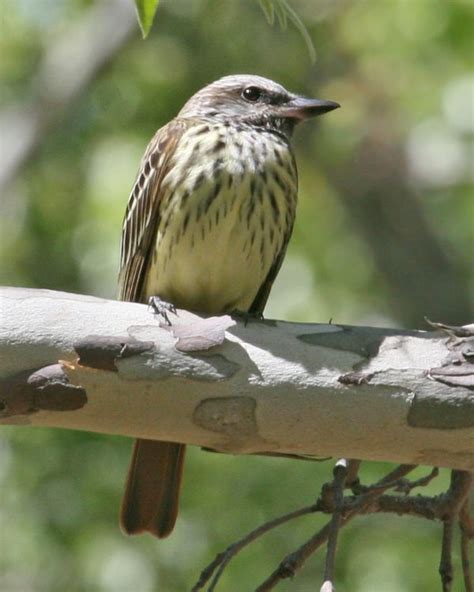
118;74;339;538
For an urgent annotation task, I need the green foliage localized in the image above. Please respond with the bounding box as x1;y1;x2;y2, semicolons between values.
135;0;160;37
135;0;316;60
259;0;317;62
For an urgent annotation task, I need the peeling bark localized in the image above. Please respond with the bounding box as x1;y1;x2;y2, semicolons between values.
1;286;473;470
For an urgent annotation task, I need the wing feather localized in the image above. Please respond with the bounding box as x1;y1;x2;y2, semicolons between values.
248;219;295;315
250;161;298;315
118;119;190;303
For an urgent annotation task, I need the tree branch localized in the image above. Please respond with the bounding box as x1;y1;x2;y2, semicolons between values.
195;465;471;590
321;459;348;592
1;287;473;471
255;464;418;591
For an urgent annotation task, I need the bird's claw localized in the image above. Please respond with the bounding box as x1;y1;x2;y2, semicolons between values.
148;296;178;326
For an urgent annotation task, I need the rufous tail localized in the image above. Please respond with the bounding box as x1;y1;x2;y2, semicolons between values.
120;439;186;538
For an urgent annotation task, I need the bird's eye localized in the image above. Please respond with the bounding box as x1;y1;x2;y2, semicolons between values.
242;86;262;102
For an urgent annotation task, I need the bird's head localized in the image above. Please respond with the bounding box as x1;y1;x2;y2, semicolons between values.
178;74;340;137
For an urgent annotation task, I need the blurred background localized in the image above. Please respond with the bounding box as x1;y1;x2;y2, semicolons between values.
0;0;472;590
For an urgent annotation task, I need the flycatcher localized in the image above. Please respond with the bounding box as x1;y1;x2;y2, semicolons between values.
118;74;339;538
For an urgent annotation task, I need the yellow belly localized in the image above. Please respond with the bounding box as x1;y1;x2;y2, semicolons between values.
144;123;297;314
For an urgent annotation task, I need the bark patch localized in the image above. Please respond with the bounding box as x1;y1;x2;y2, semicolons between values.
194;396;258;438
0;363;87;418
74;335;154;371
408;393;474;429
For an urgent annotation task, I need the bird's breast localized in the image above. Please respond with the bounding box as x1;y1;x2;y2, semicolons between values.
144;122;298;314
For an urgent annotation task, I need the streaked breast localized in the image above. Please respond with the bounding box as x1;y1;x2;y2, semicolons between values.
144;122;298;314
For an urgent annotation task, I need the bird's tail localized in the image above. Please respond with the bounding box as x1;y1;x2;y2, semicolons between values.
120;438;186;538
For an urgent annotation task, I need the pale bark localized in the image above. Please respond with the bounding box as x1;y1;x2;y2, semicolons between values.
0;286;472;470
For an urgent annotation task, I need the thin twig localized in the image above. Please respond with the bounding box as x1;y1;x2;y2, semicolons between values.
459;496;474;538
345;459;361;488
194;465;471;591
350;466;424;497
321;459;347;591
255;522;332;592
439;518;454;592
256;465;416;590
376;492;439;520
459;499;473;592
444;471;473;516
191;502;322;591
437;470;473;592
394;467;439;494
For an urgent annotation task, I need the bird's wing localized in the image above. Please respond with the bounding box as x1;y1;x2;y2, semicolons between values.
249;153;298;316
118;119;191;303
248;217;295;315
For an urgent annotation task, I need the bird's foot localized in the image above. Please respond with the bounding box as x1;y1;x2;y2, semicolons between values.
148;296;178;326
230;309;264;326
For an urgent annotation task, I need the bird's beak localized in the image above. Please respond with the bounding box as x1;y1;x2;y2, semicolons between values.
279;96;340;121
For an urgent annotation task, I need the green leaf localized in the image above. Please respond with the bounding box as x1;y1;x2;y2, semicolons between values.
273;0;288;31
258;0;275;26
278;0;316;62
257;0;316;63
135;0;160;38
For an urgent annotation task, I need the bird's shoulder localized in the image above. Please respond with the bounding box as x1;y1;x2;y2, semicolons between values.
122;118;197;227
140;117;199;168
